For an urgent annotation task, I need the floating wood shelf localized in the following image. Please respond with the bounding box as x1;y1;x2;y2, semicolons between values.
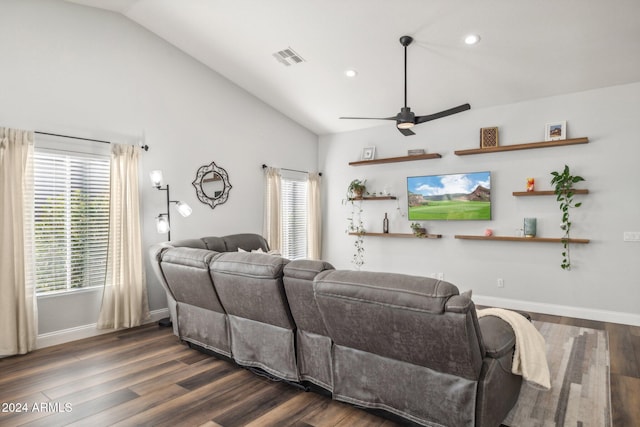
347;196;397;201
349;153;442;166
454;235;590;244
349;232;442;239
454;137;589;156
512;189;589;196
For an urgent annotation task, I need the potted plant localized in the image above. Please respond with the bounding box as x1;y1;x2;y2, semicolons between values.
410;222;427;238
347;179;367;199
550;165;585;270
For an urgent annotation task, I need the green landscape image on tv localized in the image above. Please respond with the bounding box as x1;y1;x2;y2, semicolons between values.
407;171;491;220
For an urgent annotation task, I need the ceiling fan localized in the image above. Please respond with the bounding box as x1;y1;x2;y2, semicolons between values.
340;35;471;136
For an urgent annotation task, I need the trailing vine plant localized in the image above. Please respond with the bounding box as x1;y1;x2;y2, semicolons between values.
550;165;585;270
346;200;365;268
345;179;367;269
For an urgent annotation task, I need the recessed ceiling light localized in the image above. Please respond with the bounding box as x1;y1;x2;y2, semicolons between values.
344;69;358;78
464;34;481;45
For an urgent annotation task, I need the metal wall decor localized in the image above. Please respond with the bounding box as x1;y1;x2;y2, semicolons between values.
192;161;232;209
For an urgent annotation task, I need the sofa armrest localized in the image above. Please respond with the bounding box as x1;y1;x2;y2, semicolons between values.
478;316;516;358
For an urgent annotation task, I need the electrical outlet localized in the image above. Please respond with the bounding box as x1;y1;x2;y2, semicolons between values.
437;273;444;280
623;231;640;242
497;278;504;288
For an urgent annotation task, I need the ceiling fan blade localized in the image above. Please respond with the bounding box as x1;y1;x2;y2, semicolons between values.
415;103;471;124
398;127;415;136
340;37;470;134
339;116;397;120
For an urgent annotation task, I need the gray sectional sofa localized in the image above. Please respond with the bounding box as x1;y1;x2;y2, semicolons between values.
149;234;523;427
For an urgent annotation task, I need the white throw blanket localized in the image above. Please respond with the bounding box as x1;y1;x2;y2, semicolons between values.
477;308;551;390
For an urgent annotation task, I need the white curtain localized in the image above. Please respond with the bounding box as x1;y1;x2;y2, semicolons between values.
0;127;37;355
98;144;148;329
263;167;281;252
307;172;322;260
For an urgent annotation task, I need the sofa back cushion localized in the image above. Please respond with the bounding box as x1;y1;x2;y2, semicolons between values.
283;259;335;335
314;270;484;381
159;233;269;253
220;233;270;252
201;236;227;252
160;247;225;313
169;238;208;249
210;252;292;328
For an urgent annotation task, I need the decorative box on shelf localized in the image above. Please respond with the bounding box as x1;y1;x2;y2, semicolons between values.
407;149;425;156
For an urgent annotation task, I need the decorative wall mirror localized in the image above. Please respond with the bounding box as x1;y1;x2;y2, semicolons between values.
192;161;232;209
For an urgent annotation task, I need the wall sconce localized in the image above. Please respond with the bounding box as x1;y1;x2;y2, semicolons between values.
150;170;192;241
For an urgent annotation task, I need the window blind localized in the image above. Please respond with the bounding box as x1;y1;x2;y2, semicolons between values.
280;172;308;260
33;149;110;293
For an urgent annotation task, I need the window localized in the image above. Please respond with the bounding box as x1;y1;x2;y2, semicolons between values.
280;171;308;260
33;149;110;293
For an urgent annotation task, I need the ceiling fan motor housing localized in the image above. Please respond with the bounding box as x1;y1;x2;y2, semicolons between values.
397;107;415;129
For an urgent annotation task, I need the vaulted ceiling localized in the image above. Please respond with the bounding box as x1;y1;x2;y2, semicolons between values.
66;0;640;135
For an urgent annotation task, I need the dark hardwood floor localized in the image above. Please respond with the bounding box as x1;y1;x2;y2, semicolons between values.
1;312;638;426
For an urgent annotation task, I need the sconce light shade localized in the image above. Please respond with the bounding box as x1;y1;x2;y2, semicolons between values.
150;170;163;188
155;215;170;234
175;201;192;217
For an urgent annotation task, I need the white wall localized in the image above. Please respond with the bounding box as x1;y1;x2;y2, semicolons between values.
320;82;640;325
0;0;318;343
2;1;637;345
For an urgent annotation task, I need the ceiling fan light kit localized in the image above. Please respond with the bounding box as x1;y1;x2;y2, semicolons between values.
396;107;415;129
340;35;471;136
397;122;415;130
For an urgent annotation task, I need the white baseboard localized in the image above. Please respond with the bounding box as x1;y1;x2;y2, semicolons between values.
35;308;170;349
473;295;640;327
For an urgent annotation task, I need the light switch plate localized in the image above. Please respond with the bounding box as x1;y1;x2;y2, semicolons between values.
623;231;640;242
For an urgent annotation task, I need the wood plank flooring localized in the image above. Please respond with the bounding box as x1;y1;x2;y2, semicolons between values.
1;312;638;426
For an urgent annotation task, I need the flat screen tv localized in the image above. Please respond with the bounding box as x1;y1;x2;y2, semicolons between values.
407;171;491;220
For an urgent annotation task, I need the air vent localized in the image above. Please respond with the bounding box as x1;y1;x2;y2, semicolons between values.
273;47;305;66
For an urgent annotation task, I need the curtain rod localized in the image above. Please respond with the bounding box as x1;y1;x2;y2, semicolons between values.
35;131;149;151
261;164;322;176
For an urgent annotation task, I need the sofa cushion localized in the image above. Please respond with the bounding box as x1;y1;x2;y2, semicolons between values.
284;259;335;281
315;270;484;381
201;236;227;252
314;270;458;314
210;252;292;328
160;247;224;312
168;238;207;249
212;251;287;279
161;247;218;269
283;259;335;335
282;259;335;390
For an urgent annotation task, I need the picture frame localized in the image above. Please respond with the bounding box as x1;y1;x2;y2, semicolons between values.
361;146;376;161
545;121;567;141
480;127;499;148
